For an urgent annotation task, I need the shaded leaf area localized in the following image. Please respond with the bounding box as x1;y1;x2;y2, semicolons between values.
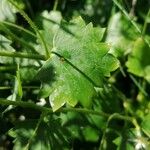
141;114;150;138
35;10;62;55
106;12;139;58
0;0;150;150
126;38;150;83
97;86;123;113
0;35;39;113
38;17;119;111
0;34;15;64
8;116;71;150
8;111;105;150
59;87;128;150
61;110;104;138
60;0;113;26
0;34;39;83
0;10;63;83
113;130;135;150
113;128;150;150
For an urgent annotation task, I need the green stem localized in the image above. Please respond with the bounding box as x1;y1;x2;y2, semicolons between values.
0;86;39;90
62;107;110;117
8;0;50;58
129;0;137;17
0;99;49;112
113;0;141;33
53;0;59;11
112;0;150;48
0;23;36;51
25;0;34;18
0;99;109;117
106;113;140;131
129;74;148;96
0;51;46;60
24;112;45;150
0;65;39;71
0;66;17;71
142;9;150;35
1;21;36;38
99;112;140;149
0;99;139;125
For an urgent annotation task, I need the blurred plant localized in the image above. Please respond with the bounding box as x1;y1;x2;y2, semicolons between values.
0;0;150;149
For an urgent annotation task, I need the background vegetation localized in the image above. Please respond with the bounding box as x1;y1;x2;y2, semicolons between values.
0;0;150;149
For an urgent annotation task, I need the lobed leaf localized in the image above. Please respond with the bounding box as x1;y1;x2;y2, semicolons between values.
38;17;119;111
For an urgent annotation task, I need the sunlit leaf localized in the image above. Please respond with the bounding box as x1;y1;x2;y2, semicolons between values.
106;12;139;57
12;65;22;100
0;0;16;22
126;38;150;82
38;17;119;111
141;113;150;137
0;34;15;64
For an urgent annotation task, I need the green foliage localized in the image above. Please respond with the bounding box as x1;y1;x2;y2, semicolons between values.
0;34;15;64
0;0;150;150
38;17;119;111
36;10;62;55
13;66;23;100
0;0;15;22
141;114;150;137
8;116;71;150
126;38;150;82
106;12;139;57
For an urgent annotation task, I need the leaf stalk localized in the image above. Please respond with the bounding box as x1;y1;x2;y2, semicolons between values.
0;51;46;60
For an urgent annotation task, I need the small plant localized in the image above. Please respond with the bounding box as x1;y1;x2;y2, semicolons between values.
0;0;150;149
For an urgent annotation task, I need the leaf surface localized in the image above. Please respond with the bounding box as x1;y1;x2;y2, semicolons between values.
9;118;71;150
141;113;150;137
38;17;119;111
106;12;139;57
36;10;62;55
0;34;15;64
126;38;150;82
0;0;15;22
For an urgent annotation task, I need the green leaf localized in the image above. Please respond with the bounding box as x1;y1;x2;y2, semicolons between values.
0;34;15;64
126;38;150;82
0;0;16;22
113;136;134;150
38;17;119;111
1;65;23;114
60;111;101;142
106;12;138;57
82;126;99;142
12;65;23;100
36;10;62;55
0;34;39;81
98;86;122;113
141;113;150;137
9;117;71;150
